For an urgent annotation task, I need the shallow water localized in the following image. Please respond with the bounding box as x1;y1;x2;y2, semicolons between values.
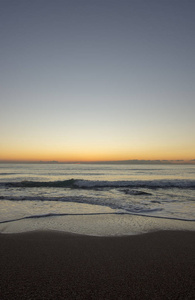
0;163;195;235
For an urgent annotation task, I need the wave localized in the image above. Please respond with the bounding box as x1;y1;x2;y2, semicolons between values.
0;173;17;176
3;178;195;189
121;189;152;195
1;193;195;222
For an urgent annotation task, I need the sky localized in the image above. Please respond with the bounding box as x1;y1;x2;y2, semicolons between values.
0;0;195;163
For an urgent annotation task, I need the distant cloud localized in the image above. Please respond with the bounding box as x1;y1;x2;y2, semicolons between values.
39;161;59;164
89;160;184;165
174;160;184;161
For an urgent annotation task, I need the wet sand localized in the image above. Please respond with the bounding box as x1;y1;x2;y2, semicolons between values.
0;230;195;299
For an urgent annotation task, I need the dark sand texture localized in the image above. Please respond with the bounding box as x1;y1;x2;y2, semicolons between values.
0;230;195;299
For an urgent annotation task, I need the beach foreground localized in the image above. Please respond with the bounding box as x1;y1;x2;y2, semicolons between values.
0;231;195;299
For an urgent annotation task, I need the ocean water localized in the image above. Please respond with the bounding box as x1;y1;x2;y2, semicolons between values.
0;163;195;235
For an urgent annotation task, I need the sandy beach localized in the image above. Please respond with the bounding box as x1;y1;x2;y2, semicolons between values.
0;230;195;299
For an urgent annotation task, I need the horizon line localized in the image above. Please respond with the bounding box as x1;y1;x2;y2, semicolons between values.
0;159;195;165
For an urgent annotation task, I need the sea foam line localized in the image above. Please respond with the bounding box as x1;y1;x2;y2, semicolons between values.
0;211;194;225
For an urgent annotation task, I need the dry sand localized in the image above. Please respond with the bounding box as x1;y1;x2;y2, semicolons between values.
0;230;195;299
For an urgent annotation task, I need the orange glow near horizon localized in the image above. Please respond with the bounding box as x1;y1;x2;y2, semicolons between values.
1;128;195;163
1;145;195;163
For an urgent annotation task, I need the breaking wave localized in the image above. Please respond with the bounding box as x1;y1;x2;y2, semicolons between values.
3;178;195;189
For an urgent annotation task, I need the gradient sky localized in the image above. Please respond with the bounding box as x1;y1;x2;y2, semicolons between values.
1;0;195;162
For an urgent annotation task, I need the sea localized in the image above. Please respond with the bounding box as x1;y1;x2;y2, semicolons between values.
0;163;195;236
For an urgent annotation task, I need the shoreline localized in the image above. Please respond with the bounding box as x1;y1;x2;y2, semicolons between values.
1;230;195;299
1;213;194;236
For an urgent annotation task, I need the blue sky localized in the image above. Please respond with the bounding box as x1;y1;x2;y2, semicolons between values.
0;0;195;162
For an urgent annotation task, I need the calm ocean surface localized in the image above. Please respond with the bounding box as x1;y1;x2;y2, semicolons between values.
0;163;195;235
